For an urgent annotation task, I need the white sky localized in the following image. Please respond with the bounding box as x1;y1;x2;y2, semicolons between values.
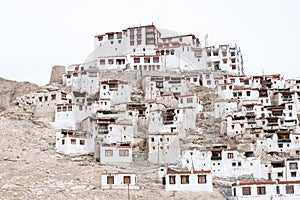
0;0;299;86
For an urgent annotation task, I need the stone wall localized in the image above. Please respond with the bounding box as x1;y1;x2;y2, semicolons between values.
49;65;66;84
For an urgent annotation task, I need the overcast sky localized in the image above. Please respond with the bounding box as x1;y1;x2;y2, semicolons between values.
0;0;299;86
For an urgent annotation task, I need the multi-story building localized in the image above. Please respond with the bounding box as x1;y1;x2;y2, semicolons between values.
148;132;180;164
82;24;208;72
99;80;132;107
34;86;72;119
206;44;244;75
180;149;263;179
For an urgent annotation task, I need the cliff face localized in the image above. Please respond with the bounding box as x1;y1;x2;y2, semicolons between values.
0;77;39;112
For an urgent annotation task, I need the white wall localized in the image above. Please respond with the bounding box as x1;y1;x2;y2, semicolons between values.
56;134;94;155
165;171;213;192
100;145;132;163
231;181;300;199
148;133;180;164
101;173;139;190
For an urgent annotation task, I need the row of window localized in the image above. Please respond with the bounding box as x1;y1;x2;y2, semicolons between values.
238;184;295;196
130;38;157;46
277;171;297;178
182;97;193;104
207;51;237;57
38;94;56;102
61;139;85;145
133;57;160;63
156;49;175;56
107;176;131;185
57;106;72;112
233;91;251;97
101;85;124;90
168;175;207;184
205;80;219;86
99;59;126;65
231;118;297;129
105;149;129;157
162;37;182;43
151;137;170;143
133;65;160;71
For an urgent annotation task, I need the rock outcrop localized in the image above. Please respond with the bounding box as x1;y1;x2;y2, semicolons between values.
0;77;39;112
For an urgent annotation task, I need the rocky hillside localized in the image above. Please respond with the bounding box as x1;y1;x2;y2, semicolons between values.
0;116;225;199
0;77;39;112
0;73;228;199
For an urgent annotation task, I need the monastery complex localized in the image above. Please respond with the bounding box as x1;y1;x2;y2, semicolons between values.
19;24;300;199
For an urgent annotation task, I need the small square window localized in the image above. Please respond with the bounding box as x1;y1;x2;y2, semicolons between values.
108;59;114;65
169;176;176;184
180;175;189;184
198;175;206;184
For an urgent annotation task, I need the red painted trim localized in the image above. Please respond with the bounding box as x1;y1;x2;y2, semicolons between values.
167;170;211;175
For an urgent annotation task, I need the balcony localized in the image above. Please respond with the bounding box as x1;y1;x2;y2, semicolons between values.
267;122;279;126
98;130;109;134
278;139;291;143
109;87;118;91
168;80;181;84
211;156;222;161
247;121;256;124
282;97;293;101
163;120;174;125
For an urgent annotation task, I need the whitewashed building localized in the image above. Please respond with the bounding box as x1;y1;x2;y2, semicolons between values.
142;75;189;101
179;149;211;171
215;83;234;100
228;180;300;200
206;44;244;75
77;68;100;95
224;74;248;86
214;99;239;119
177;94;203;133
101;172;140;190
100;143;133;163
255;131;300;155
165;168;213;192
102;123;135;145
55;129;94;155
148;132;180;164
286;158;300;180
83;24;208;72
148;103;179;134
180;149;263;179
54;102;91;130
99;80;133;107
95;109;138;144
34;87;71;119
63;64;81;88
201;71;222;88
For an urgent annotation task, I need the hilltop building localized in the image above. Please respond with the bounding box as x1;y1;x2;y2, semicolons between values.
40;23;300;195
